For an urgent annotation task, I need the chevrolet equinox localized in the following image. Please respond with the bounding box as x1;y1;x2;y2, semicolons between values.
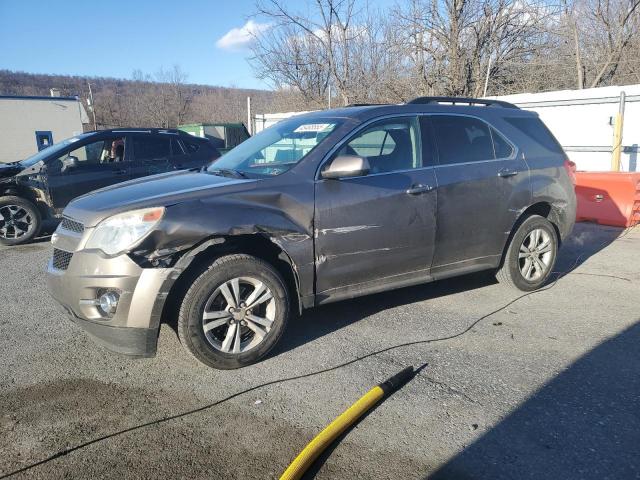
46;97;576;369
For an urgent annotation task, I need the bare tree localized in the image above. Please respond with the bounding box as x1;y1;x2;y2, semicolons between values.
393;0;558;97
251;0;394;106
580;0;640;87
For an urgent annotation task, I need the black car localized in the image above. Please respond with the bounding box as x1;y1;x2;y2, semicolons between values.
47;97;576;369
0;128;219;245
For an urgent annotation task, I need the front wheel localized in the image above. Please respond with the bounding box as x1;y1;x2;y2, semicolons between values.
0;196;42;246
496;215;558;291
178;254;290;369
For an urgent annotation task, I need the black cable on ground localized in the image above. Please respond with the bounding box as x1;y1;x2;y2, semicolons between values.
1;224;636;479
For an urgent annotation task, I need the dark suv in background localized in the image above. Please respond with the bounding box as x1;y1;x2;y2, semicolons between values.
0;128;220;245
46;97;576;369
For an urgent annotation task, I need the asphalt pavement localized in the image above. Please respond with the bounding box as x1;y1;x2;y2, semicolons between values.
0;222;638;479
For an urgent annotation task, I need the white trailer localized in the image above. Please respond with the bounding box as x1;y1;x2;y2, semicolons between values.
0;95;89;163
489;84;639;172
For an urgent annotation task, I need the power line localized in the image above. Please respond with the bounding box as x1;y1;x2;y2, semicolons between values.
1;224;636;479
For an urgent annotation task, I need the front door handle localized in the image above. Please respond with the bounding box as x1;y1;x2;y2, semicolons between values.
115;169;128;175
406;184;434;195
498;168;518;178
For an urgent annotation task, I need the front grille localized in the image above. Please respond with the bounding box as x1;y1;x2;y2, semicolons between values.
60;217;84;234
52;248;73;271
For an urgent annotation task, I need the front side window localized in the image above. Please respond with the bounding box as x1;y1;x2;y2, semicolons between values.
58;137;126;164
431;115;495;165
208;117;341;177
335;117;420;175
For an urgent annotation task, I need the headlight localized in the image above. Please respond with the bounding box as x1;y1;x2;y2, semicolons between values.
85;207;165;255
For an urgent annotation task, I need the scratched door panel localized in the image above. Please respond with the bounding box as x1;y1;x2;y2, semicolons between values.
314;168;437;294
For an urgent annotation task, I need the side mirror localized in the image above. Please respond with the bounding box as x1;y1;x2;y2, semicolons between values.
322;154;370;179
61;155;79;172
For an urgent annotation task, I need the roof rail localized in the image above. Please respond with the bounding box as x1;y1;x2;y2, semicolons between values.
407;96;519;109
345;103;387;107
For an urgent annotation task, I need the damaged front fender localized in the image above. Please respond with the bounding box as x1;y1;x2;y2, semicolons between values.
129;188;316;309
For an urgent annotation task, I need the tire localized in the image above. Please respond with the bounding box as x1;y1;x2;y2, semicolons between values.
0;196;41;246
496;215;558;291
177;254;290;369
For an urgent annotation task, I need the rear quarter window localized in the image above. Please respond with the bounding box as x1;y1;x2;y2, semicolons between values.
505;117;564;156
184;140;201;153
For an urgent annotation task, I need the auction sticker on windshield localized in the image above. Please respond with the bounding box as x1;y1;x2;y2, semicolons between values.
294;123;333;133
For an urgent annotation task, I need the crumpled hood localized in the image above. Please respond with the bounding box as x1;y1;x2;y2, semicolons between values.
0;162;23;179
63;170;255;227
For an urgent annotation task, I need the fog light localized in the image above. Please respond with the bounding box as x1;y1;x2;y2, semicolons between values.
98;291;119;316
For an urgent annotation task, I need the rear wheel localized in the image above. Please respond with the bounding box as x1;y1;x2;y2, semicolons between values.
0;196;41;246
497;215;558;291
178;254;290;369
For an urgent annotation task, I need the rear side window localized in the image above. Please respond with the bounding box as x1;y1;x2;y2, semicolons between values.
431;115;494;164
505;117;563;154
133;136;170;161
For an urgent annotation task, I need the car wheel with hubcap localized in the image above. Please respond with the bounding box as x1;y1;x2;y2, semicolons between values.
497;214;558;291
0;196;41;246
178;254;290;369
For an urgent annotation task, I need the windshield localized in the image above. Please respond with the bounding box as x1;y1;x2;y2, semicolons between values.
19;133;97;167
207;117;341;177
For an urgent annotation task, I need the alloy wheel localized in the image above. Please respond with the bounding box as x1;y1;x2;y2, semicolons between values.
518;228;553;281
201;276;276;354
0;205;33;240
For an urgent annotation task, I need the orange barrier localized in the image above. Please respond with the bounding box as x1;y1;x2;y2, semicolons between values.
575;171;640;228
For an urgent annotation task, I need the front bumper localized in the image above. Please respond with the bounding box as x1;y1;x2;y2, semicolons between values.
46;249;174;357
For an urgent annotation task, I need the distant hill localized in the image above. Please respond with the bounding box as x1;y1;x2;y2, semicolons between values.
0;69;304;130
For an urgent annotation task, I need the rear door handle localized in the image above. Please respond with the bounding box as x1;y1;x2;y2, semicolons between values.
498;168;518;178
406;184;434;195
115;169;128;175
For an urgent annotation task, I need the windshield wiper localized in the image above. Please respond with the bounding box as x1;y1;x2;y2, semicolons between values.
208;168;248;179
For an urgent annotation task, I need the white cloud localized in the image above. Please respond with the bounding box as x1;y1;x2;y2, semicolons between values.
216;20;271;50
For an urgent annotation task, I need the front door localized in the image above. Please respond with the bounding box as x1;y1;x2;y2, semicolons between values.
46;135;131;212
428;114;529;276
314;116;437;301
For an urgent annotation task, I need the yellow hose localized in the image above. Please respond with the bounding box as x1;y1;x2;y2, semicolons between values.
279;366;415;480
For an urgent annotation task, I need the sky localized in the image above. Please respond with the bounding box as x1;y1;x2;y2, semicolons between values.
0;0;280;89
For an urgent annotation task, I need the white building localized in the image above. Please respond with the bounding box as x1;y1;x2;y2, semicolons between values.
0;95;89;163
253;84;640;172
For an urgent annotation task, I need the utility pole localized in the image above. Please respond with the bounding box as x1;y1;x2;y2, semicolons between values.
247;96;252;135
328;85;332;109
482;56;492;97
87;81;97;130
611;91;626;171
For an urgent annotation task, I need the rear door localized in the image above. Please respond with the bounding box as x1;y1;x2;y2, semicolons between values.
182;137;221;168
168;138;201;171
314;116;438;299
428;114;529;276
132;134;172;175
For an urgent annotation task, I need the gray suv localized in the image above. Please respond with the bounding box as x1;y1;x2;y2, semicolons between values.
46;97;576;369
